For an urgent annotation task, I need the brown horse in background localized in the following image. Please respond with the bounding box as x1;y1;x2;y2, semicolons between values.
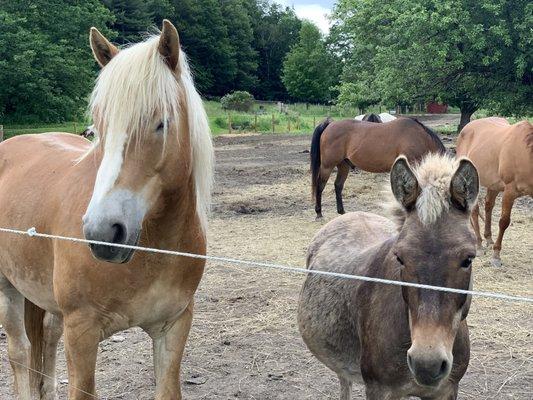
456;117;533;267
299;154;479;399
311;117;446;219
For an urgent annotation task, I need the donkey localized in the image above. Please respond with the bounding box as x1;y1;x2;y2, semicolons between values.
299;153;479;399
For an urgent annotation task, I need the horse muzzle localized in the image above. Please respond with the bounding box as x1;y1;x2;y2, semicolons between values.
83;189;146;264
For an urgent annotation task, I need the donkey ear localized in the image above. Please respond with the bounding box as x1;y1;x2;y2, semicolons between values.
390;156;420;210
450;158;479;212
90;27;118;68
158;19;180;71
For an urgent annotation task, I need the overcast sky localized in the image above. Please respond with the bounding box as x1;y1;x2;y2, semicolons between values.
273;1;335;34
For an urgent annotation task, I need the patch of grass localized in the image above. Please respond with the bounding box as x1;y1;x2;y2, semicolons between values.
2;121;89;140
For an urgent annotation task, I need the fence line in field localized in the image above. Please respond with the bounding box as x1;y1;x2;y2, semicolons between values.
0;224;531;398
0;226;531;304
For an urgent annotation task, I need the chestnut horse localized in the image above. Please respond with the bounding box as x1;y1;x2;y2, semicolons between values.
0;21;213;399
456;117;533;267
310;117;445;219
299;154;479;399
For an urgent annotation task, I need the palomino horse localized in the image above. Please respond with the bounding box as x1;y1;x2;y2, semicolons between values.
456;117;533;267
311;117;445;219
0;20;213;399
299;154;479;399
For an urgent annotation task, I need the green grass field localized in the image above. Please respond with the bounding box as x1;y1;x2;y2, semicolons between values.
2;101;528;139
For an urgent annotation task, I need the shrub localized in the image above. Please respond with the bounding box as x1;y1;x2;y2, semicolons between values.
221;91;255;112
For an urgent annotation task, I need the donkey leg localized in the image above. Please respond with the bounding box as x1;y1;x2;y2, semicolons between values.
0;275;32;400
147;301;194;400
40;312;63;400
470;203;482;251
483;189;498;246
338;375;352;400
315;166;332;220
63;313;100;399
334;163;350;215
491;187;517;267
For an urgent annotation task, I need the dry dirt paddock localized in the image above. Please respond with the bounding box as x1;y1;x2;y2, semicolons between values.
1;124;532;399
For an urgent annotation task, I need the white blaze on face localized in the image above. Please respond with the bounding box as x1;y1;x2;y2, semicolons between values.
87;127;128;212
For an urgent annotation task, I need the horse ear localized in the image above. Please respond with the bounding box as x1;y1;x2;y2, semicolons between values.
158;19;180;71
90;28;118;68
450;158;479;212
390;156;420;210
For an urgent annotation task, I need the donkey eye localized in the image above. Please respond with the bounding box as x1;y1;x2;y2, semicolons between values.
395;255;404;266
156;121;165;131
460;256;474;269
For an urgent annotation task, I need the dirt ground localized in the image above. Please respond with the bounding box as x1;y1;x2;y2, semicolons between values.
1;116;532;399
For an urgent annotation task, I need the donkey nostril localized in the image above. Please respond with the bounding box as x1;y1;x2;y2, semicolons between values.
439;360;448;376
407;354;413;370
111;223;126;244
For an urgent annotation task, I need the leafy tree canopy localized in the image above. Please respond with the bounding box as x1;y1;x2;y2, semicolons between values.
282;21;338;104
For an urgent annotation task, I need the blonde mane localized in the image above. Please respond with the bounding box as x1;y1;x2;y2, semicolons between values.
88;35;214;232
386;153;459;226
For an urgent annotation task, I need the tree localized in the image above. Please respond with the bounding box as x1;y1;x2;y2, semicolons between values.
334;0;533;131
220;0;258;93
102;0;153;44
171;0;236;95
248;1;302;100
282;21;338;104
0;0;114;123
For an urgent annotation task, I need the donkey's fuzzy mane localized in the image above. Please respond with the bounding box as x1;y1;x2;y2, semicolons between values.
386;153;459;227
88;34;214;232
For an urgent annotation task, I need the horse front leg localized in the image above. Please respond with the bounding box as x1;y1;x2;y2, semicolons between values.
483;189;499;246
63;313;101;399
147;301;194;400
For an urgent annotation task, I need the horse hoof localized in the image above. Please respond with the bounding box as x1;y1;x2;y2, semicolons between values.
485;239;494;247
490;258;502;267
315;215;323;221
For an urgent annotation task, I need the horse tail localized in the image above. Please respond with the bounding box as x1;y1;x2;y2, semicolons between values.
311;118;331;197
25;299;46;395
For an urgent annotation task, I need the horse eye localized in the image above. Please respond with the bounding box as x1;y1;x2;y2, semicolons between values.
156;121;165;131
395;255;404;266
461;257;474;269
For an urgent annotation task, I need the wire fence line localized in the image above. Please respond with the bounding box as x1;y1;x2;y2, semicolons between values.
0;226;531;304
0;224;531;398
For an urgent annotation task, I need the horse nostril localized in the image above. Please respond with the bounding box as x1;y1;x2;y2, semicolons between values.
111;223;126;244
439;360;448;376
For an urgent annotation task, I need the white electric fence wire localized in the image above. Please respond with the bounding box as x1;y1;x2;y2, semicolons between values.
0;226;531;304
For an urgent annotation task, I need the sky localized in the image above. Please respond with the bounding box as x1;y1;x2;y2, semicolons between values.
273;1;335;34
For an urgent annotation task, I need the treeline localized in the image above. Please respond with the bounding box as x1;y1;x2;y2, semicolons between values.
1;0;321;123
333;0;532;130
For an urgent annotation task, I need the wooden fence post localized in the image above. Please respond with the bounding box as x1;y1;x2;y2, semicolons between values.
0;125;3;142
228;114;232;135
272;113;275;133
254;114;258;132
288;118;291;133
313;116;316;128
